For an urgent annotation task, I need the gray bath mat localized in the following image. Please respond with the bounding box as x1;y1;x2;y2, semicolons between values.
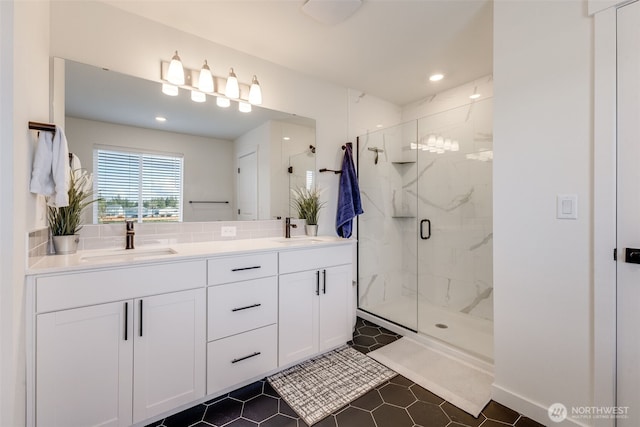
267;345;396;425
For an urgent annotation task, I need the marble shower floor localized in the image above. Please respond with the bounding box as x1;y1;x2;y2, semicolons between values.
361;296;494;361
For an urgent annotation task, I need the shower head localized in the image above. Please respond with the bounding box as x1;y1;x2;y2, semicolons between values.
367;147;384;164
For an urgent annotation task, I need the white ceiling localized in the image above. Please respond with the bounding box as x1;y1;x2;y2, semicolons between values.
104;0;493;107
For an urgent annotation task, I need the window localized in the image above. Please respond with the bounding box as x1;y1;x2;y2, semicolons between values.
94;148;184;223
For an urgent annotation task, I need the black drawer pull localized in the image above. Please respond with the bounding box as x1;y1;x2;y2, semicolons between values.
231;351;261;364
231;266;261;272
231;303;262;312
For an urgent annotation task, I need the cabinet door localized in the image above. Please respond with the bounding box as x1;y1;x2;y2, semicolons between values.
319;265;353;351
278;270;319;366
132;289;206;423
37;301;133;427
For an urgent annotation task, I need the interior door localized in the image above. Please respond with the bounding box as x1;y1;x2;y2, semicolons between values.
617;2;640;425
237;150;258;220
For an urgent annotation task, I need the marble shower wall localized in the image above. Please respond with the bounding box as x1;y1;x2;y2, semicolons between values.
358;95;493;325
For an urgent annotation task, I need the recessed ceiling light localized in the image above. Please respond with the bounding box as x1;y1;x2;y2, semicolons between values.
155;116;166;122
429;74;444;82
470;93;481;100
376;124;383;128
283;136;291;141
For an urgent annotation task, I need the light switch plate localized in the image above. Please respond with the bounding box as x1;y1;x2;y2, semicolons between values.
221;226;237;237
557;194;578;219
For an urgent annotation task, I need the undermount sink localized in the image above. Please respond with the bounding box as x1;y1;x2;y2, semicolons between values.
80;248;177;263
272;237;323;245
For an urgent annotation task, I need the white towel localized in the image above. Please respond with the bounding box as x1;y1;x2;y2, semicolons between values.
29;125;70;207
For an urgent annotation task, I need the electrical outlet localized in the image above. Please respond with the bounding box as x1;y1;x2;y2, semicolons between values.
221;226;237;237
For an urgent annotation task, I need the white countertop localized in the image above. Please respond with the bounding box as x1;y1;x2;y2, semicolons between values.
27;235;355;275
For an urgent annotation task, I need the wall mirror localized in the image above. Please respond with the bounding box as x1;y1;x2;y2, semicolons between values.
59;59;316;223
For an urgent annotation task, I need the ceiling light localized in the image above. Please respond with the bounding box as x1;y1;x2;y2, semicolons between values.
199;60;214;93
429;73;444;82
167;50;185;85
155;116;166;122
225;68;240;99
470;93;481;100
376;124;383;128
162;83;179;96
283;136;291;141
239;101;252;113
191;90;206;103
249;75;262;105
216;97;230;108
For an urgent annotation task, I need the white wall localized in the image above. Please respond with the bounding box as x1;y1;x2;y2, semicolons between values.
65;117;235;222
0;1;50;426
493;1;593;425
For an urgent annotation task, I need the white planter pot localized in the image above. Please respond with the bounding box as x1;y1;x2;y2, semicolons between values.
305;224;318;236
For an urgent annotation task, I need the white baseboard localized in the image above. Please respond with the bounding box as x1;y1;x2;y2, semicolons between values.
492;384;590;427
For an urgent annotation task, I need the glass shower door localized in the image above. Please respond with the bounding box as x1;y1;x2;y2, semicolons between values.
416;99;494;360
357;121;419;331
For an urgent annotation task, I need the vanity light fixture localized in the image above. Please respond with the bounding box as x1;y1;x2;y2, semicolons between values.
225;68;240;99
162;83;179;96
198;60;214;93
238;101;252;113
191;90;206;103
216;97;231;108
429;73;444;82
249;75;262;105
167;51;185;85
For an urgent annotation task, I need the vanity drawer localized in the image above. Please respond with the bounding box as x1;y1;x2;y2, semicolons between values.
207;252;277;285
207;324;277;395
279;245;352;274
208;277;277;341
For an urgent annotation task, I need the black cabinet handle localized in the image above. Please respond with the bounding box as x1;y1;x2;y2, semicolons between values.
420;219;431;240
322;269;327;294
231;303;262;312
231;351;261;364
124;302;128;341
139;300;143;337
231;266;261;272
316;270;320;295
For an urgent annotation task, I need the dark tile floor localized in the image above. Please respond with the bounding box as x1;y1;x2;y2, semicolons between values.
147;318;546;427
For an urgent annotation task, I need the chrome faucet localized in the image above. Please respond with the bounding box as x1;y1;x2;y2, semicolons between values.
125;220;135;249
285;217;297;238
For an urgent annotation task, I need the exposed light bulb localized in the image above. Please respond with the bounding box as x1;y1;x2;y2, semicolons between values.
427;135;436;147
429;73;444;82
249;75;262;105
162;83;179;96
225;68;240;99
191;90;206;103
199;60;214;93
167;50;185;85
239;101;252;113
216;97;230;108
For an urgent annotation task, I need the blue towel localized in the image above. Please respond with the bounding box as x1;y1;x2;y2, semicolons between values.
336;143;363;238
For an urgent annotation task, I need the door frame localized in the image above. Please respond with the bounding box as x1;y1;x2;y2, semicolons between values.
592;2;633;426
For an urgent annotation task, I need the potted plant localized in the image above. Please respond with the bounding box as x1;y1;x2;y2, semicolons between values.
48;169;99;254
291;187;325;236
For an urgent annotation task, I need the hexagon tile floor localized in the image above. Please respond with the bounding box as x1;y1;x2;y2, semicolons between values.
147;318;546;427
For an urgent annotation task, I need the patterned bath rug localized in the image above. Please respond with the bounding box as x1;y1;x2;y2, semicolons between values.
267;345;397;425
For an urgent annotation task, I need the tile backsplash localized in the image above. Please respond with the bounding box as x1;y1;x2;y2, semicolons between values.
27;219;306;266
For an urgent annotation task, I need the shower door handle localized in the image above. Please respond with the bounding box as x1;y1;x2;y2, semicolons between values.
420;219;431;240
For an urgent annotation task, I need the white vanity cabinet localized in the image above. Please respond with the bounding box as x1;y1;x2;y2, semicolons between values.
31;261;206;427
206;252;279;395
278;245;353;366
